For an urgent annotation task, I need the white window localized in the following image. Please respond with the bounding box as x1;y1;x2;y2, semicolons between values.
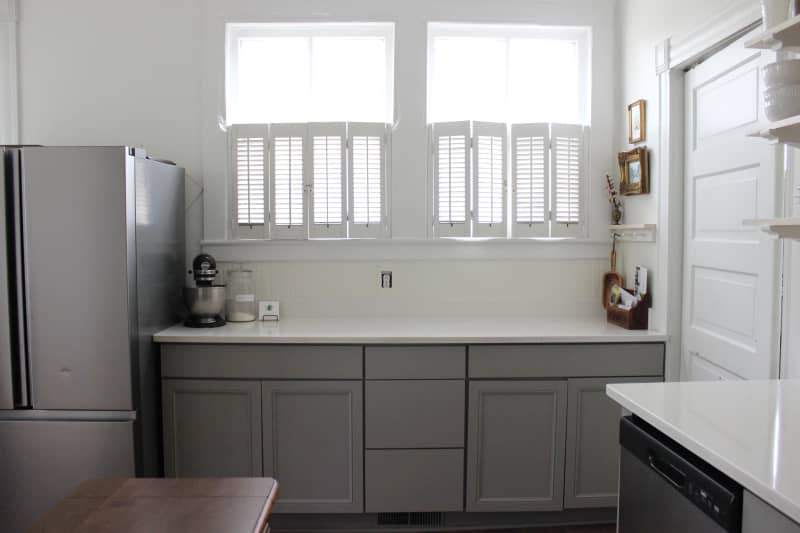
428;24;591;238
227;23;394;124
226;23;393;239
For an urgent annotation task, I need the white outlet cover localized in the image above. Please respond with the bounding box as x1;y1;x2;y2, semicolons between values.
259;301;280;321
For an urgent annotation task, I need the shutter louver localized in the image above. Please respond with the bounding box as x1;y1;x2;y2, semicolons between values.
348;122;388;238
550;123;586;237
473;121;506;237
309;122;346;238
230;124;268;239
270;123;308;239
433;121;471;237
511;123;549;238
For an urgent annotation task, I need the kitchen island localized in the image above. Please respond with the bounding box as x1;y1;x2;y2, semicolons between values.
607;380;800;531
154;316;666;531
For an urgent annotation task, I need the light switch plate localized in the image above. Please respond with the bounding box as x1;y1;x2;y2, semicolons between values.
259;301;280;321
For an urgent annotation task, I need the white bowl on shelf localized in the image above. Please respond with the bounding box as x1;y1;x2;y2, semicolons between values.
764;60;800;89
764;84;800;121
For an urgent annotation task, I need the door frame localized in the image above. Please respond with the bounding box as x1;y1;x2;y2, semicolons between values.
652;0;763;381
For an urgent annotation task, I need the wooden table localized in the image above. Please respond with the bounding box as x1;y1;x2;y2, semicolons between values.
27;478;278;533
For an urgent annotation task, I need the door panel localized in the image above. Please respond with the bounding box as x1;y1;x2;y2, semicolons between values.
466;380;567;512
262;380;363;513
564;377;661;509
683;33;780;380
21;147;132;409
162;379;262;477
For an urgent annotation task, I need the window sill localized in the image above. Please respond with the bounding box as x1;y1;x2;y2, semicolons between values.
201;237;610;262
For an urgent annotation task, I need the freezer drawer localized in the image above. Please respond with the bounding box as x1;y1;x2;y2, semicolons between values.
0;417;135;533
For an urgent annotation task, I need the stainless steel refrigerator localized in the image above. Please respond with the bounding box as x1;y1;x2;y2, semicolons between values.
0;146;185;532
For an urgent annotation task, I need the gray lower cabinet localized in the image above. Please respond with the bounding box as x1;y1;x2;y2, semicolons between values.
564;377;660;509
743;491;800;533
162;379;262;477
262;380;364;514
466;380;568;512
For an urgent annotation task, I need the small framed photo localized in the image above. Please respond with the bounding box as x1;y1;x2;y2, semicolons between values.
627;99;646;144
619;147;649;195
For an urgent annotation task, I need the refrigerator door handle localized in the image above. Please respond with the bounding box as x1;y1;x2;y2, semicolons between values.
9;150;30;408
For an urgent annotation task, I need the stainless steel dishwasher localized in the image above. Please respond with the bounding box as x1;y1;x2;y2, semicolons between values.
618;415;742;533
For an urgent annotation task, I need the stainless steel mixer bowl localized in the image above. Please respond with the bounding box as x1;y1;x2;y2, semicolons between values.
183;286;226;322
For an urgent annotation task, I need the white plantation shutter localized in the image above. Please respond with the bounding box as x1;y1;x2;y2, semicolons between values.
433;121;471;237
511;123;549;238
230;124;268;239
270;123;309;239
348;122;388;238
472;122;507;237
309;123;346;238
550;123;587;237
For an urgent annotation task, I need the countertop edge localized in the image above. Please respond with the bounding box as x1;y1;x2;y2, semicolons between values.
606;385;800;525
153;334;669;344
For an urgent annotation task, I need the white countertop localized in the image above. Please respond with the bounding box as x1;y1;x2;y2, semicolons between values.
153;316;668;344
607;380;800;524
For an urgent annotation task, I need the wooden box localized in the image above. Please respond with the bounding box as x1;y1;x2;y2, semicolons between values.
607;291;650;330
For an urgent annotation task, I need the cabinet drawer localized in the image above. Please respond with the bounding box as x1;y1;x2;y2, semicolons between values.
469;344;664;378
366;380;464;448
365;449;464;512
161;344;363;379
365;346;466;379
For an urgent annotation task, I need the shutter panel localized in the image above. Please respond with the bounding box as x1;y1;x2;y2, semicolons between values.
472;121;507;237
269;123;309;239
550;123;587;238
230;124;268;239
433;121;471;237
511;123;549;238
309;122;346;238
348;122;388;238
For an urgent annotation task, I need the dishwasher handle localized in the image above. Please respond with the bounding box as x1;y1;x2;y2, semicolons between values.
649;454;686;489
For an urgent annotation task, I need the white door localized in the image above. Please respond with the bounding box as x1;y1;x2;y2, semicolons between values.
682;33;781;380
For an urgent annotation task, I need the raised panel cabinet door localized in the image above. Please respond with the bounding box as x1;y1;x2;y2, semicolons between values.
466;380;567;512
262;381;363;513
564;377;661;509
162;379;262;478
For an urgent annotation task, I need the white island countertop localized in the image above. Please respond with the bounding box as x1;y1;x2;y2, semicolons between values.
154;316;667;344
607;380;800;524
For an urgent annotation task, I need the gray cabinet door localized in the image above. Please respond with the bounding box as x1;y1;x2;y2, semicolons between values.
466;380;567;512
162;379;262;477
564;377;660;509
262;381;363;514
743;491;800;533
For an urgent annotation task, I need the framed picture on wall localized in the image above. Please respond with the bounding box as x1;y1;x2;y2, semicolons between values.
627;99;646;144
619;147;649;195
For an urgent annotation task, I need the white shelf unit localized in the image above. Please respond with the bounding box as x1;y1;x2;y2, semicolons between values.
747;115;800;146
743;217;800;240
745;17;800;145
744;15;800;50
608;224;656;242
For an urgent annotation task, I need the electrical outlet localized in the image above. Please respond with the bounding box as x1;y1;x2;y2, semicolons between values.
380;271;392;289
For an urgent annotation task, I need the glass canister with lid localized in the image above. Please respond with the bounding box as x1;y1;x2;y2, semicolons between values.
225;269;257;322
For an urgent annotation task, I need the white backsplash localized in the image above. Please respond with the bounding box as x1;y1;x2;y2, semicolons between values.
217;258;607;319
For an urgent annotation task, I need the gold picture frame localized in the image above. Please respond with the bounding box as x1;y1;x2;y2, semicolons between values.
619;147;649;195
627;99;646;144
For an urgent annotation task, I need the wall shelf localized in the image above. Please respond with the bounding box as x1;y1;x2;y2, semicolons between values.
745;15;800;49
743;217;800;240
608;224;656;242
747;115;800;146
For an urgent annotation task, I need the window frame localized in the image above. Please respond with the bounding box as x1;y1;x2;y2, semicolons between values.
426;22;592;126
226;22;396;126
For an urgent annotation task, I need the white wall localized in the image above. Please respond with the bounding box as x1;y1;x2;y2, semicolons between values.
16;0;619;320
615;0;740;310
17;0;204;263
